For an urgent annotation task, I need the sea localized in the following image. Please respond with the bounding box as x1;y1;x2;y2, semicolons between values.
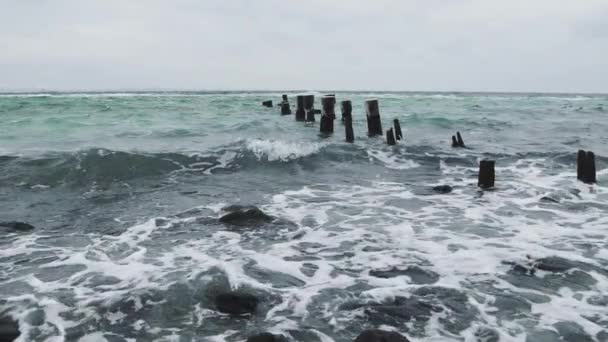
0;91;607;342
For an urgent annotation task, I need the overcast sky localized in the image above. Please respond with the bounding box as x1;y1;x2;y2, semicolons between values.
1;0;607;92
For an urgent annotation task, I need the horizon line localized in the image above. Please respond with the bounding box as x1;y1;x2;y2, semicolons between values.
0;89;607;96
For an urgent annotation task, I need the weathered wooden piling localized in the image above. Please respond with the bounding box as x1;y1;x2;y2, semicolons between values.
341;100;352;122
457;132;465;147
345;118;354;143
280;102;291;115
365;99;382;137
279;94;291;115
386;128;396;145
577;150;597;184
394;119;403;140
320;96;335;134
452;131;465;147
478;160;495;189
304;95;315;122
262;100;273;108
295;95;305;121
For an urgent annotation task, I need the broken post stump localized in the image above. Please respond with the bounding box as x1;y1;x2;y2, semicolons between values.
341;100;352;122
345;118;354;143
295;95;305;121
452;131;465;147
320;96;335;134
457;132;465;146
386;128;396;145
478;160;495;189
577;150;597;184
280;102;291;115
365;99;382;137
394;119;403;140
304;95;315;122
262;100;273;108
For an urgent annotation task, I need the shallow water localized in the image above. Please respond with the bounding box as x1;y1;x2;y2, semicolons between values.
0;91;607;341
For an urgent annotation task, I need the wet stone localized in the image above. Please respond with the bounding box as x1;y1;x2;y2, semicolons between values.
535;256;577;273
354;329;410;342
0;221;35;232
432;185;453;194
369;266;440;284
219;205;274;226
247;332;289;342
214;292;259;315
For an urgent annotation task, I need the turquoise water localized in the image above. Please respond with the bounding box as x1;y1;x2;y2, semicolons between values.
0;92;607;341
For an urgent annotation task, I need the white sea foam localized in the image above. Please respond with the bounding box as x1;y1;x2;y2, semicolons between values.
246;138;324;162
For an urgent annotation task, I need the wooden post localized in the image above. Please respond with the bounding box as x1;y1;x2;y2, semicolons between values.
262;100;273;107
577;150;585;182
280;94;291;115
320;96;335;134
295;95;305;121
393;119;403;140
304;95;315;122
365;99;382;137
341;100;352;122
280;102;291;115
587;152;597;184
478;160;495;189
457;132;465;147
452;131;465;147
578;150;597;184
345;118;354;143
386;128;396;145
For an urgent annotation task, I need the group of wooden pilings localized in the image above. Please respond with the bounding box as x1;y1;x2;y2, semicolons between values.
263;95;598;189
266;94;405;146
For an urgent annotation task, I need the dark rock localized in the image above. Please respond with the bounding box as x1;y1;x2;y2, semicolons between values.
0;221;35;231
0;316;20;341
354;329;410;342
247;332;289;342
219;206;274;226
214;292;259;315
432;185;453;194
369;266;439;284
535;256;577;273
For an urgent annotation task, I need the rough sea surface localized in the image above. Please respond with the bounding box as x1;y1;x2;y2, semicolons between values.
0;91;607;342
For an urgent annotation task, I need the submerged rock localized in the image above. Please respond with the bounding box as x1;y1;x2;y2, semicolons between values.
0;316;20;341
247;332;289;342
0;221;35;232
535;256;577;273
432;185;453;194
219;205;274;226
369;266;439;284
214;291;259;315
354;329;410;342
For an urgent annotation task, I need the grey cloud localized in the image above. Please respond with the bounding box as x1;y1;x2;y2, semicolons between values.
0;0;607;92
